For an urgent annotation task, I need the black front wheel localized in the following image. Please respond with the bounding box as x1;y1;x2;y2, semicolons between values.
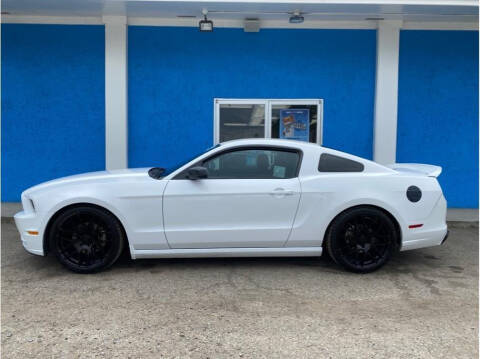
49;206;125;273
325;207;398;273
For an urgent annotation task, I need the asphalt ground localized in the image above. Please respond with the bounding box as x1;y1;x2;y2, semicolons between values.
1;218;478;358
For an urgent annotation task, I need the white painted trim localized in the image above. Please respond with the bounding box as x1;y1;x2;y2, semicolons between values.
1;15;103;25
402;20;478;30
128;17;478;30
373;20;400;165
213;100;219;145
103;16;127;25
128;17;377;29
131;0;478;5
266;101;273;139
77;0;479;5
214;99;323;145
2;15;477;30
318;99;324;145
105;17;128;170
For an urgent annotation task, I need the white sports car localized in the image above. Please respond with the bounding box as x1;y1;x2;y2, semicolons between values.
14;139;448;274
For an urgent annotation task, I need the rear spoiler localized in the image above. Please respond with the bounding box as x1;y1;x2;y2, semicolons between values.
386;163;442;178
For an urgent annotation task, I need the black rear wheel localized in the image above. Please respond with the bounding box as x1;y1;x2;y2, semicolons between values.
49;206;125;273
325;207;397;273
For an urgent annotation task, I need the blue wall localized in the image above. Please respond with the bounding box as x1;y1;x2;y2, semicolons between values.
128;27;376;169
1;24;105;201
397;30;479;208
4;25;475;208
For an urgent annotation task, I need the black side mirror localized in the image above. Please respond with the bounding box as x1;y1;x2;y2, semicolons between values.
148;167;165;180
187;166;208;180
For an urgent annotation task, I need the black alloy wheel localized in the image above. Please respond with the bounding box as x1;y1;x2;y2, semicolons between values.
49;206;125;273
325;207;397;273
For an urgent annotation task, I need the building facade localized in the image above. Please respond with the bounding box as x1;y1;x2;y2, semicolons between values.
1;1;478;208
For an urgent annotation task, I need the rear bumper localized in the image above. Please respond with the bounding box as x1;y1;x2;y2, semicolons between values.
401;195;448;251
14;211;45;256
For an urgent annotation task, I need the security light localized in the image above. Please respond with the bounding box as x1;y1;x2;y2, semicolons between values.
199;9;213;32
289;10;304;24
244;18;260;32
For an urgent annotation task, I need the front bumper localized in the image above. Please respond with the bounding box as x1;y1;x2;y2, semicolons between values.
14;211;45;256
441;230;449;245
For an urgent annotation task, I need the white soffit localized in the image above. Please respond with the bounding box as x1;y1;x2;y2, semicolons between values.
1;0;478;28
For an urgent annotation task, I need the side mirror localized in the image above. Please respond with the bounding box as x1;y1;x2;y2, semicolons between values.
187;166;208;180
148;167;165;180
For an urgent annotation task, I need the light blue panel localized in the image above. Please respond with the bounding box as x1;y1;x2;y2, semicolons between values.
398;30;479;208
128;27;376;169
1;24;105;202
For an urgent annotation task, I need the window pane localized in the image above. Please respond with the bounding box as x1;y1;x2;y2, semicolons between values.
219;104;265;142
271;104;317;143
318;153;364;172
203;148;299;179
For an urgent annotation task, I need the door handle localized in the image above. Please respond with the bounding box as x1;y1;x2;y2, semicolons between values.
270;188;295;196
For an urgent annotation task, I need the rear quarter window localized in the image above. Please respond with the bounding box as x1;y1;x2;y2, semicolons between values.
318;153;364;172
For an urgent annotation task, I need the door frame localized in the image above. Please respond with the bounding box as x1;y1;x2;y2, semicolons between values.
214;98;324;145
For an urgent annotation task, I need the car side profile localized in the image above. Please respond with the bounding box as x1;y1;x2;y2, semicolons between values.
14;139;448;273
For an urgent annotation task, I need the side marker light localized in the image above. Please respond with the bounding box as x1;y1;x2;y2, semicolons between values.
408;224;423;229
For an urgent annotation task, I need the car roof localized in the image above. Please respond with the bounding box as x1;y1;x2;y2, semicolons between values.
219;138;324;150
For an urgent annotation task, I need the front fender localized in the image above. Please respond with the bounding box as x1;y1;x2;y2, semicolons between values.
27;177;168;256
30;191;134;258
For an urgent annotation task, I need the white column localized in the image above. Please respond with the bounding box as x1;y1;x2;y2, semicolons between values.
373;20;401;165
104;16;128;170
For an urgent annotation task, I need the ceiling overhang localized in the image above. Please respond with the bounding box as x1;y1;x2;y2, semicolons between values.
2;0;478;25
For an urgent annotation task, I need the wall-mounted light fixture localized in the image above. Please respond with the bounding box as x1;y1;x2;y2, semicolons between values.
289;10;304;24
244;18;260;32
199;9;213;32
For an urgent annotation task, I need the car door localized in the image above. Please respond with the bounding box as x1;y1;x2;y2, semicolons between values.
162;146;302;249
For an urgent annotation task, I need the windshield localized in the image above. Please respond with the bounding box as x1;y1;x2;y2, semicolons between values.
162;144;221;176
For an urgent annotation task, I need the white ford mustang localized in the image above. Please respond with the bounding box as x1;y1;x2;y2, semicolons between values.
14;139;448;274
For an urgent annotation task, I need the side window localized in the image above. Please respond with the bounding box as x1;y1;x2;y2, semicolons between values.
203;148;300;179
318;153;364;172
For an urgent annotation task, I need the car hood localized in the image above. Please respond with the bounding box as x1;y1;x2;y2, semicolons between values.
23;168;152;196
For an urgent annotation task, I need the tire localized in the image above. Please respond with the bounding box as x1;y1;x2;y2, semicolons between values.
48;206;125;273
325;207;397;273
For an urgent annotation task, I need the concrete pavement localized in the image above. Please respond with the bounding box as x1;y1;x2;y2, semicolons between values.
1;219;478;358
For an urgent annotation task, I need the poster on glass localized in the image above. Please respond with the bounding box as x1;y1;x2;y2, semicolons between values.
279;109;310;142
